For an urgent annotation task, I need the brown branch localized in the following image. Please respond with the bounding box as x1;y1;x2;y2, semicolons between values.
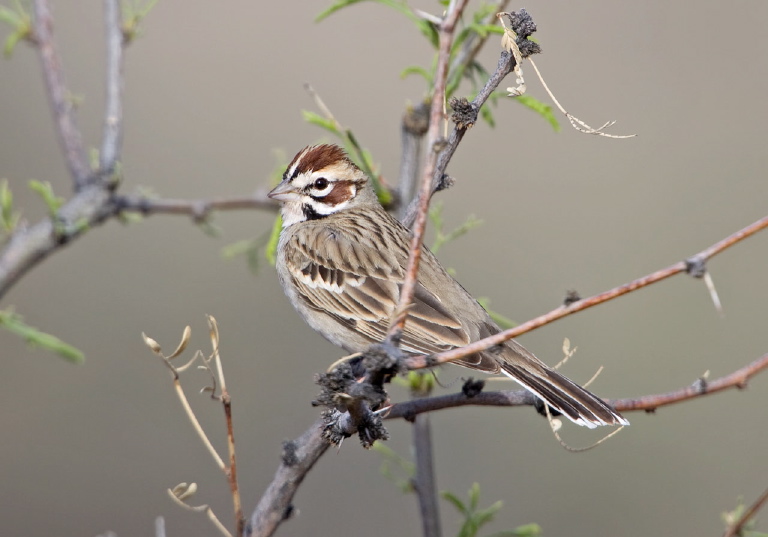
242;352;768;537
247;418;331;537
32;0;92;189
387;0;471;343
723;487;768;537
385;353;768;420
222;391;243;535
403;214;768;371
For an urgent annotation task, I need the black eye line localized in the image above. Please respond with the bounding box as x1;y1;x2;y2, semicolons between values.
304;177;332;191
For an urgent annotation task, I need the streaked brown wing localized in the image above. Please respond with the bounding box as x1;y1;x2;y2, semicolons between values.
287;222;469;354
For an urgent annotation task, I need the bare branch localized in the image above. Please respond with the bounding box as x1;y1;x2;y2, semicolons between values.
385;352;768;420
32;0;91;188
403;214;768;371
115;193;277;220
400;43;519;228
413;413;442;537
247;418;331;537
387;0;471;343
99;0;125;175
397;102;429;220
0;184;114;299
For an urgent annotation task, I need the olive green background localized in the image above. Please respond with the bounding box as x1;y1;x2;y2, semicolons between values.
1;1;766;536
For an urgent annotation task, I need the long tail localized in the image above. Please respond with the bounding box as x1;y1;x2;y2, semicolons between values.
499;361;629;429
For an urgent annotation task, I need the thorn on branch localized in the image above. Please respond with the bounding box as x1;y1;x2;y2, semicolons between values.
461;378;485;398
564;289;581;306
435;174;455;192
685;255;707;278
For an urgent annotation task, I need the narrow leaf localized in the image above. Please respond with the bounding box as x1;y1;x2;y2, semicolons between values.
0;310;85;363
515;94;560;131
265;214;282;266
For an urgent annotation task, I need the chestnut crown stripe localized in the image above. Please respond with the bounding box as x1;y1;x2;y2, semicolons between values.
287;144;352;181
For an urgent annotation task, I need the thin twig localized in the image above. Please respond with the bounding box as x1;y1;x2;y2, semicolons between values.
403;214;768;370
527;59;635;139
115;193;277;219
170;365;227;471
388;0;470;342
167;486;233;537
100;0;125;175
32;0;91;188
385;352;768;419
207;316;245;537
723;487;768;537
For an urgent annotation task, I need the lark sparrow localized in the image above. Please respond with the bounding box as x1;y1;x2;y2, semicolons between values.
268;144;628;428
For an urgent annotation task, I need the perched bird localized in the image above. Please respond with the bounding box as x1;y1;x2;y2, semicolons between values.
268;144;628;428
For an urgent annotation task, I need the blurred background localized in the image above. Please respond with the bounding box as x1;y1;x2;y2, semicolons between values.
1;1;767;536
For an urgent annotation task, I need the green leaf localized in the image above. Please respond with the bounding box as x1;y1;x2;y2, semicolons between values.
317;0;437;47
468;482;480;511
478;102;495;127
0;178;19;233
301;110;341;136
477;297;517;330
28;180;64;214
429;201;482;254
317;0;413;23
265;214;282;266
372;442;415;493
440;490;468;515
487;523;543;537
400;65;432;84
0;1;31;57
514;94;560;132
0;309;85;363
122;0;159;43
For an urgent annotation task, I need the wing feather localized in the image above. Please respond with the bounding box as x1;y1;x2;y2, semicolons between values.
286;217;470;354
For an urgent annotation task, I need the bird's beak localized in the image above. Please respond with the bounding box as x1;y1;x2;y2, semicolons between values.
267;180;301;202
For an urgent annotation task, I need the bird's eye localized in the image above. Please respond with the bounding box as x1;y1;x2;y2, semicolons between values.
314;177;329;190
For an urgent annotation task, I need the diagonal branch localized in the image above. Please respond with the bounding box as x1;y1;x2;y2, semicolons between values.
247;418;331;537
723;486;768;537
384;352;768;419
32;0;92;189
387;0;471;344
403;214;768;371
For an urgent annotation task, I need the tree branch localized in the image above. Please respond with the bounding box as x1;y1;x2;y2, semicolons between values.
99;0;125;175
400;22;530;228
32;0;92;189
246;418;331;537
403;214;768;371
387;0;470;342
384;352;768;420
413;413;442;537
114;193;277;221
